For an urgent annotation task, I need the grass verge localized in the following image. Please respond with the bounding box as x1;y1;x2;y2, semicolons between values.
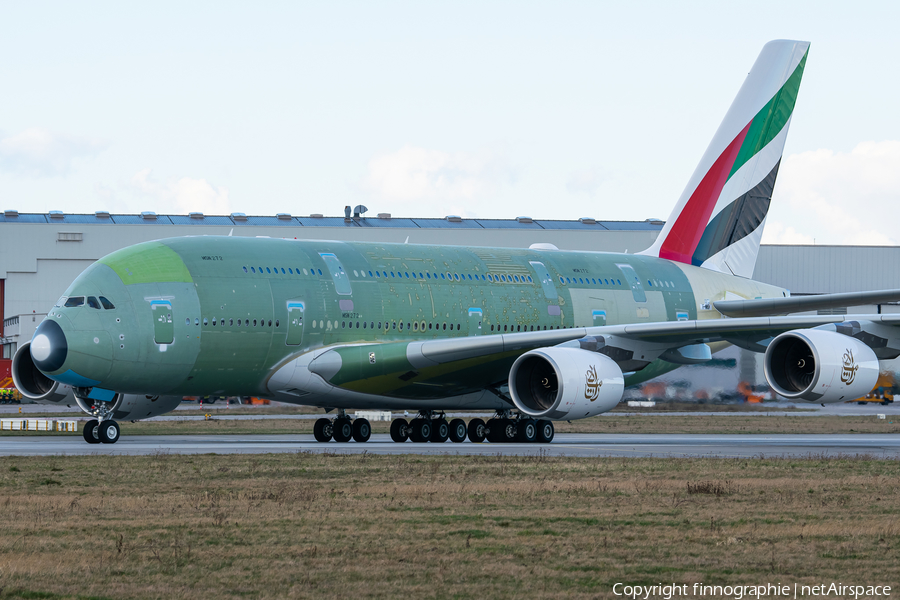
0;453;897;599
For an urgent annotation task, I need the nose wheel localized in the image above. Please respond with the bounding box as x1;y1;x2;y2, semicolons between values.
82;419;120;444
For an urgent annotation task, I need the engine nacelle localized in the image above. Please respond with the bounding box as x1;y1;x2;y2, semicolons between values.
12;342;74;403
764;329;880;403
509;347;625;420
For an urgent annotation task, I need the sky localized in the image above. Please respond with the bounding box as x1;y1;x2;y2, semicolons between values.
1;0;898;246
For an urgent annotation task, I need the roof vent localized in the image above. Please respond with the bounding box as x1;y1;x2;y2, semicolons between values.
377;213;391;219
645;218;665;226
231;212;248;221
4;210;18;218
446;215;462;223
141;211;157;220
189;212;204;219
276;213;292;220
516;216;533;224
579;217;597;225
95;210;110;219
49;210;64;219
308;213;324;218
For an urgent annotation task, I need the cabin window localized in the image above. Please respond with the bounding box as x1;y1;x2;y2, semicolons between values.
375;271;381;278
342;321;346;329
185;318;190;325
268;320;272;327
195;318;199;325
237;319;242;326
363;321;367;329
229;319;234;326
253;319;257;326
392;322;396;330
203;318;209;326
242;266;248;273
426;273;431;279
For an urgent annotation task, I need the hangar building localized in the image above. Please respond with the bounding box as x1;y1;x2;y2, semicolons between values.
2;210;898;396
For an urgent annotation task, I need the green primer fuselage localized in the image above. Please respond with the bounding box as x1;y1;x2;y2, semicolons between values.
44;236;784;409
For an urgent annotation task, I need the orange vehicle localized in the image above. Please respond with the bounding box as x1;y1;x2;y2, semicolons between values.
848;372;895;406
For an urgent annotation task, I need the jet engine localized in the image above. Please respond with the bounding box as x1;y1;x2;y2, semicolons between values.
509;347;625;420
764;329;879;403
12;342;73;403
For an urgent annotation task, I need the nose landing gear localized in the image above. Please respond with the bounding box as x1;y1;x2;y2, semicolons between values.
75;388;122;444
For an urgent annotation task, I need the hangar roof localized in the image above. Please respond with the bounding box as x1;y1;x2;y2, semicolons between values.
0;212;664;231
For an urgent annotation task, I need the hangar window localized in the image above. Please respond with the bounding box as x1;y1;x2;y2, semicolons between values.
87;296;101;309
64;297;85;308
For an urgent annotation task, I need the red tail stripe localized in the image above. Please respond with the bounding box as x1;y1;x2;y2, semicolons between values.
659;121;751;264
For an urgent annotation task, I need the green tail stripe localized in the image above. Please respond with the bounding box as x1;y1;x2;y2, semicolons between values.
728;48;808;179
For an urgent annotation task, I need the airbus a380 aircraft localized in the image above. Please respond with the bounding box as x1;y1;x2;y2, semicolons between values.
14;40;900;445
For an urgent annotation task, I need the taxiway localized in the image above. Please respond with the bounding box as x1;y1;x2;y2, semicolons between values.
1;433;898;458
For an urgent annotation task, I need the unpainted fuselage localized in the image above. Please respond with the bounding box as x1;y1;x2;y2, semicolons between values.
41;236;785;409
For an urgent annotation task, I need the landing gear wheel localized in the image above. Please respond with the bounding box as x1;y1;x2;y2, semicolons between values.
448;419;467;443
409;419;432;443
516;419;537;443
352;418;371;443
536;419;554;443
467;418;486;443
485;418;500;443
83;419;101;444
430;419;450;443
332;418;353;443
313;418;333;442
98;420;120;444
499;419;517;442
390;418;409;443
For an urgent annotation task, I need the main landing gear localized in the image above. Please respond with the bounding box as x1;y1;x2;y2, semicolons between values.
311;410;555;444
313;410;372;443
390;410;554;444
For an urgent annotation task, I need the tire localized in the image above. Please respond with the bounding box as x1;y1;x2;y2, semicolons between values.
390;418;409;443
448;419;467;443
352;418;371;443
467;418;486;443
485;418;499;443
83;419;101;444
499;419;517;442
430;419;450;443
536;419;554;443
332;418;353;442
313;418;333;443
516;419;537;443
98;420;120;444
409;419;432;443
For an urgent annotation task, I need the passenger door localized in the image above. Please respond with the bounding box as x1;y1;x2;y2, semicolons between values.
150;300;174;345
286;301;305;346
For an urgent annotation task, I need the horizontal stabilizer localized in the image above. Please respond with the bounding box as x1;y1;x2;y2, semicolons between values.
714;289;900;318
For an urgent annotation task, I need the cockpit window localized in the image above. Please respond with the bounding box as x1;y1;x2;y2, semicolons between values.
64;297;85;308
55;296;68;307
87;296;101;309
99;296;115;310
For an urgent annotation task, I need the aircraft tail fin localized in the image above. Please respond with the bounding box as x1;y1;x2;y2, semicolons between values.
639;40;809;278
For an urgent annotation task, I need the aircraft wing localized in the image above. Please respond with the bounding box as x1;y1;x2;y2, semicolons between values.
714;289;900;318
405;313;900;367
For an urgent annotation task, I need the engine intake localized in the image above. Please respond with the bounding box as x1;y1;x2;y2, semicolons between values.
12;342;73;403
764;329;879;403
509;347;624;420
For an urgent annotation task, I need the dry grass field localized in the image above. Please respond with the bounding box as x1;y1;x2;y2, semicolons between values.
0;453;897;599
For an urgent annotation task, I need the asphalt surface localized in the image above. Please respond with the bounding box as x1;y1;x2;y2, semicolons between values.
1;433;898;458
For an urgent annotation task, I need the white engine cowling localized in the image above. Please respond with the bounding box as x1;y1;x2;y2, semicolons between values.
12;342;74;403
764;329;879;403
509;347;625;420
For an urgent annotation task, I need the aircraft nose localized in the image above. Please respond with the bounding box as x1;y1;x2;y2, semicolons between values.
31;319;68;373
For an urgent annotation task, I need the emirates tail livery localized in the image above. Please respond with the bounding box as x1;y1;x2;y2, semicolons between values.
15;40;900;445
